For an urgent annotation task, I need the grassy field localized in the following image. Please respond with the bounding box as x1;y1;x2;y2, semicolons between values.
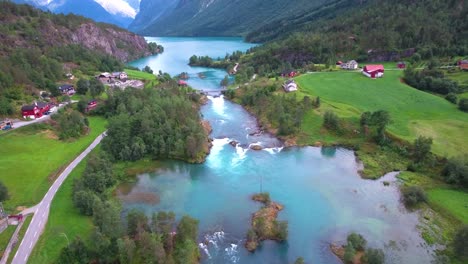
125;69;156;80
0;226;16;258
29;149;96;264
427;188;468;224
0;117;107;211
295;71;468;158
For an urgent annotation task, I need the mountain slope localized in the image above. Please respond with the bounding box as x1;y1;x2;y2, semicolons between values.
11;0;136;28
0;1;153;112
131;0;329;36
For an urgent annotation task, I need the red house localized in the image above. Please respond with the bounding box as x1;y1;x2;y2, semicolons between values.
178;80;188;86
21;102;50;119
458;60;468;71
397;62;406;69
281;70;297;78
362;65;385;78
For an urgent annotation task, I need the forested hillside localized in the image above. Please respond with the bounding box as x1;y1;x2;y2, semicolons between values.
215;0;468;80
0;2;154;116
131;0;329;36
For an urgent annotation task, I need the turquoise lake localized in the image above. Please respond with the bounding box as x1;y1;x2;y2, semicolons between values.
125;37;434;263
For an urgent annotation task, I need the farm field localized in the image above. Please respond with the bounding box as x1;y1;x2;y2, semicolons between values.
29;150;95;264
295;71;468;158
0;117;107;210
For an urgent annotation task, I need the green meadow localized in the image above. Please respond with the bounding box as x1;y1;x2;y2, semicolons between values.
296;70;468;158
0;117;107;210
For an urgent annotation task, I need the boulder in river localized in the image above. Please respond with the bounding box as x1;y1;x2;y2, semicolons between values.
250;144;263;151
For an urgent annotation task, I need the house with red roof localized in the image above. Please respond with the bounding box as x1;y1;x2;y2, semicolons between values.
362;65;385;78
21;102;50;119
458;60;468;71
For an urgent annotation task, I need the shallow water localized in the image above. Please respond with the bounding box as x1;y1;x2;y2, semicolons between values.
124;38;434;263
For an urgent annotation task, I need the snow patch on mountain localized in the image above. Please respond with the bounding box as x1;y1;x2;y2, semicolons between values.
94;0;137;18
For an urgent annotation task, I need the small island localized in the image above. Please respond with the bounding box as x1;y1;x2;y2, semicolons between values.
245;192;288;252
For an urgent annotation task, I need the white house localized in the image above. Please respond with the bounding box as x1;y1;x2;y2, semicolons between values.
283;79;298;92
341;60;359;70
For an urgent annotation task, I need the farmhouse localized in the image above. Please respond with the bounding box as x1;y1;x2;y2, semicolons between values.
458;60;468;71
21;102;50;119
341;60;359;70
112;72;128;80
283;79;298;92
58;84;75;95
362;65;385;78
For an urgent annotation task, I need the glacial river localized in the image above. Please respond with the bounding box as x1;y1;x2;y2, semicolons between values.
125;37;433;263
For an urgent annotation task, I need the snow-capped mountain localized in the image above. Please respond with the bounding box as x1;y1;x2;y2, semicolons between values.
12;0;139;28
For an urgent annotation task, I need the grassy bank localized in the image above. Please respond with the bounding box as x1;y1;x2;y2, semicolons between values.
0;116;107;210
0;226;15;258
7;215;32;263
296;70;468;158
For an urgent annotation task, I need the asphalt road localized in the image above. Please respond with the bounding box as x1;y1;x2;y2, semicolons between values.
11;132;106;264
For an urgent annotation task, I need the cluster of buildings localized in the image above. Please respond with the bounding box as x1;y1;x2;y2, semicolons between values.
96;72;128;83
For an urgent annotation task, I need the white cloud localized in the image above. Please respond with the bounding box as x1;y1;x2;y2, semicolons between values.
94;0;137;18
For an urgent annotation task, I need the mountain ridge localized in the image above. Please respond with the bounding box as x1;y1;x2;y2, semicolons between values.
11;0;136;28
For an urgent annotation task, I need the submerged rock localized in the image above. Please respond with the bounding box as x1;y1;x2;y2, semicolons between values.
250;144;263;151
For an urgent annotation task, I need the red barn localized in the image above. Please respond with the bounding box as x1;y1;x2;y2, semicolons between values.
363;65;385;78
21;102;50;119
397;62;406;69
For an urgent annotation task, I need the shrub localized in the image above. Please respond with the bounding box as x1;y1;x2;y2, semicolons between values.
0;181;9;202
442;156;468;188
54;110;88;140
454;225;468;260
445;93;458;104
413;136;433;163
401;186;427;207
459;98;468;112
323;110;339;130
347;232;367;251
364;248;385;264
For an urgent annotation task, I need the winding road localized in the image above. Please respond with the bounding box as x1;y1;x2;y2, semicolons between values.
10;132;106;264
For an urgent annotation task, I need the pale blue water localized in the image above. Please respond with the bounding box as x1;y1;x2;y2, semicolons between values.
129;37;256;91
124;38;434;263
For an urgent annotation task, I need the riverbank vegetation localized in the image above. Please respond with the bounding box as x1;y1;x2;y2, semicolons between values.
245;192;288;252
100;87;210;163
47;150;200;264
331;233;384;264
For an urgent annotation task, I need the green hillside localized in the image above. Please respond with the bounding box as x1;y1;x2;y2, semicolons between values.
296;70;468;157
